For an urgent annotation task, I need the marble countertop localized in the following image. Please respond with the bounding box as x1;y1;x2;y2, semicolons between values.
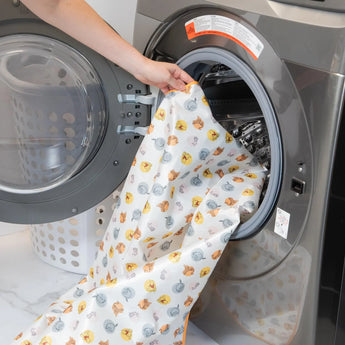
0;229;218;345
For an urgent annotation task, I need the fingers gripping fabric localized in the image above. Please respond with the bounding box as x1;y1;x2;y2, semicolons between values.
13;82;267;345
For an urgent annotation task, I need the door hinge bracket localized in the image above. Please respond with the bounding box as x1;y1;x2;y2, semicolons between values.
117;94;156;106
116;125;148;136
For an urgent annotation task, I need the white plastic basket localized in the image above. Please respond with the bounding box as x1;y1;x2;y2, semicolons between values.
30;185;123;274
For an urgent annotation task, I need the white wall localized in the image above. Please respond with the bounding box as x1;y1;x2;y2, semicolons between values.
86;0;138;43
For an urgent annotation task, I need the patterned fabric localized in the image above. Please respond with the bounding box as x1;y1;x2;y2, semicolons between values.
12;82;266;345
215;242;311;345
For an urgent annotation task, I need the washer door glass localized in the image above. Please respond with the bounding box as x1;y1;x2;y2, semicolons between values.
0;34;106;194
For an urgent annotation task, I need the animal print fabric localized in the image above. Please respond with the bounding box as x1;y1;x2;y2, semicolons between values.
215;244;311;345
12;82;267;345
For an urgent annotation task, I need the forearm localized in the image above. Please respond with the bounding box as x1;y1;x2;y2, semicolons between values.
21;0;193;93
21;0;147;75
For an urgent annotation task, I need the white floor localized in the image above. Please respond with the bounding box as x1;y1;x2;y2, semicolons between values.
0;229;219;345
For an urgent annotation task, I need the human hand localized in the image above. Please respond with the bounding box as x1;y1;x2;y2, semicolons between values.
134;58;194;94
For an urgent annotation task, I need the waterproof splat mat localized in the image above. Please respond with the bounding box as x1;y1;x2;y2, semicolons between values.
12;82;267;345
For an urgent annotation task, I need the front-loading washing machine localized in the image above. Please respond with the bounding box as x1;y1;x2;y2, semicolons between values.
132;1;345;344
0;0;345;344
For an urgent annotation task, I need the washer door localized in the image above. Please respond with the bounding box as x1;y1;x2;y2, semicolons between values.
0;35;106;194
0;13;152;223
145;6;313;247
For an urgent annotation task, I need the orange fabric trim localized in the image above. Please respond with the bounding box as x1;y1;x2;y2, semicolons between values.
166;81;199;95
182;313;190;345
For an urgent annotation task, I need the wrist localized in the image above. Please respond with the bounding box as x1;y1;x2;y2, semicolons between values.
129;55;151;80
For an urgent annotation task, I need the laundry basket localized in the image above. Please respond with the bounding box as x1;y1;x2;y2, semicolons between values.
30;185;123;274
0;40;105;193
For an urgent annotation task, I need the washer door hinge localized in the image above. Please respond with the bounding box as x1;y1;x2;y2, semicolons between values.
117;94;156;105
116;125;148;136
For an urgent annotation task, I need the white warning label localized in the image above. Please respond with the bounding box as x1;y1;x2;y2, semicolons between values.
185;15;264;60
274;208;290;239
